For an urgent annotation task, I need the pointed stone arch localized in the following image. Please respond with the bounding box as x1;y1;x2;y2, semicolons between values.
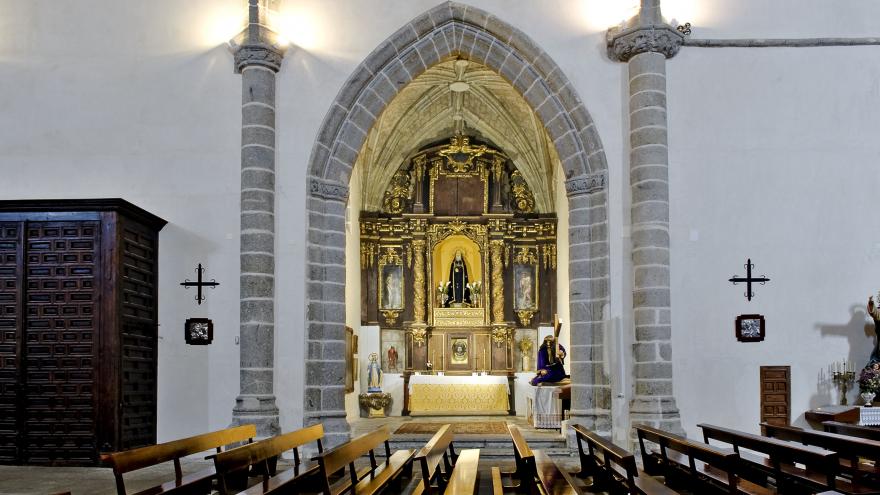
305;1;611;447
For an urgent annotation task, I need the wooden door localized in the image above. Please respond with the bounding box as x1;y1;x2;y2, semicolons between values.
22;222;101;464
0;223;22;463
760;365;790;426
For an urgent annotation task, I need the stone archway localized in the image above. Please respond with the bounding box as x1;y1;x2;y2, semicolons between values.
304;1;611;447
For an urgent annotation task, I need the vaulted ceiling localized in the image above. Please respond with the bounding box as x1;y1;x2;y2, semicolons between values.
356;58;559;213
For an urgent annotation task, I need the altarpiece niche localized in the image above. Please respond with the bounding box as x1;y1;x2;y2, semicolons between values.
359;136;558;413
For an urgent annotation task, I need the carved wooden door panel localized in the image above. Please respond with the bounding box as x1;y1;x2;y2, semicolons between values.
760;365;790;426
22;222;99;464
0;223;21;463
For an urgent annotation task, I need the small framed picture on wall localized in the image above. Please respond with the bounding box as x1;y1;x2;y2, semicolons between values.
735;314;765;342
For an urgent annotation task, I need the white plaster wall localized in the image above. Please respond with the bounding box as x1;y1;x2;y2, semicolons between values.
668;1;880;437
5;0;877;444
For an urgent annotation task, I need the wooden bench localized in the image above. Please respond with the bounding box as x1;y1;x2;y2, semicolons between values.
572;424;676;495
700;423;840;494
499;422;582;494
411;424;461;494
824;422;880;443
101;424;257;495
314;426;414;495
443;448;480;495
635;424;771;495
762;422;880;492
212;423;324;495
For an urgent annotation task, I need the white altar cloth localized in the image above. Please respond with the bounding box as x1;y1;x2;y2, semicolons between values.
523;384;563;429
407;374;510;394
859;405;880;426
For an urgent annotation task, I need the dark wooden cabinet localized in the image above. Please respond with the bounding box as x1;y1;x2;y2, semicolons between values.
760;365;791;426
0;199;166;465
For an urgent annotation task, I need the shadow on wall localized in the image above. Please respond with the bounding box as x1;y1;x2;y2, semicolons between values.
795;304;875;425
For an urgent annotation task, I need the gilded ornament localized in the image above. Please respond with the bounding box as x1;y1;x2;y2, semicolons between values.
412;239;426;324
382;170;411;214
380;309;402;326
509;171;535;213
516;309;536;327
514;246;538;266
411;326;427;347
491;326;511;346
490;240;505;324
438;134;496;173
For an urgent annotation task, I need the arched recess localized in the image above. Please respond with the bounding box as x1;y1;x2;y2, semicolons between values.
305;1;611;447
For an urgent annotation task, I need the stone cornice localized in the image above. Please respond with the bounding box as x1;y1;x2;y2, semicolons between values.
607;24;685;62
565;171;607;197
310;177;349;202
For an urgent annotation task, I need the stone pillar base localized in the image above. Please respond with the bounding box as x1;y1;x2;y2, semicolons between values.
567;409;612;447
305;414;351;450
232;395;280;437
629;396;684;439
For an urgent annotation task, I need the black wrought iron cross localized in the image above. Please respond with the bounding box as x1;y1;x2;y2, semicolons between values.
729;258;770;301
180;263;219;305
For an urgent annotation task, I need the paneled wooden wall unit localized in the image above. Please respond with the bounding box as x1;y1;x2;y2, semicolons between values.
0;199;166;465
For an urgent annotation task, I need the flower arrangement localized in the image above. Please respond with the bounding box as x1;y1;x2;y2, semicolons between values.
467;280;482;306
437;281;450;305
859;364;880;394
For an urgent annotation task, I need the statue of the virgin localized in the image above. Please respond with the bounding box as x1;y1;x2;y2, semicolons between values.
366;352;383;393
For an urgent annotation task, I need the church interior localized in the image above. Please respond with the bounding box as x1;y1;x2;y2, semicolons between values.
1;0;880;494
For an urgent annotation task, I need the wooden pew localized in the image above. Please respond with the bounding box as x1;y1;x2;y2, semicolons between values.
102;424;257;495
700;423;841;494
213;423;324;495
314;426;414;495
411;424;455;495
761;422;880;492
443;448;480;495
824;422;880;443
501;423;582;494
635;424;771;495
571;424;676;495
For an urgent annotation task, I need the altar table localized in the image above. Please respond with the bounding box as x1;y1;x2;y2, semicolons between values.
406;374;511;415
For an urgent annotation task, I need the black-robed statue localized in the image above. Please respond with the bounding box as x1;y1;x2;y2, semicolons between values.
445;250;471;307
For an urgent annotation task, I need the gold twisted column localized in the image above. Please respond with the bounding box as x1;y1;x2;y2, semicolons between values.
412;239;426;324
490;240;505;324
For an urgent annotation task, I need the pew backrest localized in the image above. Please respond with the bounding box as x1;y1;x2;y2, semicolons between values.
637;423;738;486
414;424;455;493
213;423;324;493
762;422;880;469
102;424;257;495
104;424;257;474
700;423;838;486
315;427;393;494
573;423;638;491
823;421;880;442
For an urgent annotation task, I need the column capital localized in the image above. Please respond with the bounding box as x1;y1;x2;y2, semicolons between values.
607;23;684;62
229;0;288;73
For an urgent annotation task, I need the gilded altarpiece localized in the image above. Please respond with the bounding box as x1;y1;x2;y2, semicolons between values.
359;136;558;415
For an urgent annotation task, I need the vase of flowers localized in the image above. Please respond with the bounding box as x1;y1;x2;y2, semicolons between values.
859;364;880;406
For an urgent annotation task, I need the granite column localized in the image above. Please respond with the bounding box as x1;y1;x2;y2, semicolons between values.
608;0;685;436
230;0;287;436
